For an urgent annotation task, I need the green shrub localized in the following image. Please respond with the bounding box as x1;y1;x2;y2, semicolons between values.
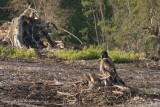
108;49;144;63
55;46;101;60
0;47;16;56
0;45;144;62
14;48;37;59
55;47;144;62
0;46;37;59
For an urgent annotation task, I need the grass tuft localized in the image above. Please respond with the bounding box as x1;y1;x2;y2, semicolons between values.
55;47;144;62
55;46;101;60
108;49;144;63
0;45;144;62
0;46;37;59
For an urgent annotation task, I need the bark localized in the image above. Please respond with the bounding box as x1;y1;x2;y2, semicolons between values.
3;7;58;49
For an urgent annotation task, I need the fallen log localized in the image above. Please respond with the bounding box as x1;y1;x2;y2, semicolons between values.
3;6;57;49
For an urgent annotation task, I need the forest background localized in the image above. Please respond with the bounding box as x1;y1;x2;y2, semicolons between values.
0;0;160;59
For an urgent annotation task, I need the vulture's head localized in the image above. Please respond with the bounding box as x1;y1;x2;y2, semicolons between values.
101;51;108;58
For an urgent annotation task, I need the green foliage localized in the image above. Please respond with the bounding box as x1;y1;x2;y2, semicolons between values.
0;46;37;59
55;47;144;62
108;49;144;63
0;0;10;20
1;0;160;58
0;45;144;62
144;36;158;57
55;46;101;60
14;48;37;59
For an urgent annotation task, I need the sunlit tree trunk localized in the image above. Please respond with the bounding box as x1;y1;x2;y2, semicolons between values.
98;0;106;43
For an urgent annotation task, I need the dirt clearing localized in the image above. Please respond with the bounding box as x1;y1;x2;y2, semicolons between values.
0;58;159;106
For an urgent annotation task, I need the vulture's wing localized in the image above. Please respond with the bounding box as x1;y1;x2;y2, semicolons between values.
103;58;125;86
102;58;117;76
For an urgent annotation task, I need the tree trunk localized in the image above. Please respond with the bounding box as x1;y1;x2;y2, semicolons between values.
3;7;58;49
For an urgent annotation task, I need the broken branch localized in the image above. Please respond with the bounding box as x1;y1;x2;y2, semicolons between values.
59;27;83;45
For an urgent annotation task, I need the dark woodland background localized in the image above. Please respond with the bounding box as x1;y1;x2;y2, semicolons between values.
0;0;160;58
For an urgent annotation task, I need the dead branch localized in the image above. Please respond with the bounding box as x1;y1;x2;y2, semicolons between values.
59;27;83;45
19;5;31;17
113;85;130;91
144;8;160;38
57;91;74;96
19;5;38;18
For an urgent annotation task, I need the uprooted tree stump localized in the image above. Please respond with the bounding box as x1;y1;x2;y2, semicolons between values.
3;6;58;49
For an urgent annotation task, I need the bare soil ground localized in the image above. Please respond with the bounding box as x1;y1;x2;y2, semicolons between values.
0;57;159;107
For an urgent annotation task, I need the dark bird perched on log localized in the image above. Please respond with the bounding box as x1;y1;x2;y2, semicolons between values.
100;51;125;86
